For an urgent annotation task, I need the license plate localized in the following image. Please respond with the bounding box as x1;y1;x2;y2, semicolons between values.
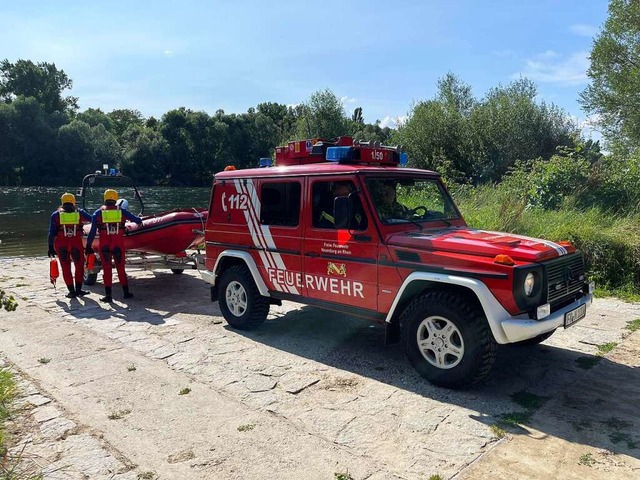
564;304;587;328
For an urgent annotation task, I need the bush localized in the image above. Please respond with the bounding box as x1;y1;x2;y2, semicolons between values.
501;155;590;210
453;186;640;297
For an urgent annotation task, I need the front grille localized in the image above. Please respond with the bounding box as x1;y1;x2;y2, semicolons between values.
543;253;586;305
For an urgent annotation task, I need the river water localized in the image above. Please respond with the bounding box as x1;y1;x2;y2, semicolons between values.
0;186;211;258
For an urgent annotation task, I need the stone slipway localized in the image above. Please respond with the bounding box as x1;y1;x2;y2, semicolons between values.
1;257;640;479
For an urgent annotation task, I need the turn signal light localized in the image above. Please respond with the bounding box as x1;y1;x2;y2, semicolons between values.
494;254;515;266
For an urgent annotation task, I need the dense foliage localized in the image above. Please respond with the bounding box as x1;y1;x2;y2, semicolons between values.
392;74;579;183
580;0;640;151
0;62;393;186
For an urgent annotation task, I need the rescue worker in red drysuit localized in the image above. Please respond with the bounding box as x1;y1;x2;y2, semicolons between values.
86;189;143;303
47;193;93;298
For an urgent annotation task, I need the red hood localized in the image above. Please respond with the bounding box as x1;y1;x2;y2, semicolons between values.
388;228;575;262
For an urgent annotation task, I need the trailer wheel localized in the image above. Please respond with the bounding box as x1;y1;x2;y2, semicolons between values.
218;265;269;330
171;269;184;274
83;271;98;286
400;290;496;389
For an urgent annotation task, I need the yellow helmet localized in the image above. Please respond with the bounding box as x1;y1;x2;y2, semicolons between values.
60;192;75;205
104;189;118;202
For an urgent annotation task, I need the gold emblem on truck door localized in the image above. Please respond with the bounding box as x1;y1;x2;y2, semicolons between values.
327;262;347;277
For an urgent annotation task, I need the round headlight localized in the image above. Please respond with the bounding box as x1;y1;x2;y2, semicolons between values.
524;272;536;297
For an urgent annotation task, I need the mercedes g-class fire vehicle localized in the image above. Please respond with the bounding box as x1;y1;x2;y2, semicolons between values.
199;136;594;388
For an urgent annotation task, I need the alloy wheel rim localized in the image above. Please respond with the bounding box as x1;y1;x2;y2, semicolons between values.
416;315;464;369
226;281;248;317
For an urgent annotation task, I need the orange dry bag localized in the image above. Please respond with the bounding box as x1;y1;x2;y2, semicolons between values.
87;252;96;271
49;258;59;288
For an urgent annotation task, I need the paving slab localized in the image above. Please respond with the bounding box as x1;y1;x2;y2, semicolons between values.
1;257;640;479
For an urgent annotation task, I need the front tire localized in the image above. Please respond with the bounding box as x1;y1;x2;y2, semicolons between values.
218;265;269;330
171;269;184;275
400;291;496;389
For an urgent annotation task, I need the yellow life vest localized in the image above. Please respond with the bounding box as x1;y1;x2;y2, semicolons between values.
59;211;79;237
102;208;122;235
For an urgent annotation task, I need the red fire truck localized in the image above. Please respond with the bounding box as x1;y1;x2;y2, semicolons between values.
200;136;593;388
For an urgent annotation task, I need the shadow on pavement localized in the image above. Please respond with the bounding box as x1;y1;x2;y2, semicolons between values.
235;304;640;460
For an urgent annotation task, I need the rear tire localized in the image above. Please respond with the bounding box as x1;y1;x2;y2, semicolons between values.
171;269;184;274
400;291;496;389
218;265;269;330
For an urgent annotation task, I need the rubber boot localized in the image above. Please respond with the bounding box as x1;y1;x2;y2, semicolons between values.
65;285;76;299
122;285;133;299
75;283;89;297
100;286;113;303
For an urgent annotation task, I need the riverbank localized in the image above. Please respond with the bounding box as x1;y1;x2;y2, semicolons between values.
1;257;639;479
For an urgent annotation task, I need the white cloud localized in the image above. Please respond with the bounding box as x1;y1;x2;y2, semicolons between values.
570;24;598;38
512;50;589;86
379;115;408;129
163;50;174;56
572;114;601;138
340;96;358;105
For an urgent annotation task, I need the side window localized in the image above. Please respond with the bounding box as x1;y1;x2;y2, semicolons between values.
312;180;367;230
260;182;301;227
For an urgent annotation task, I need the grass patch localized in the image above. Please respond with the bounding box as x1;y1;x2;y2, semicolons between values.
0;369;17;422
179;388;191;395
490;424;507;439
626;319;640;332
500;411;533;427
597;342;617;356
37;358;51;364
137;473;157;480
108;409;131;420
13;283;28;288
511;391;548;410
428;476;444;480
579;452;596;467
0;367;30;478
237;423;255;432
575;356;601;369
334;473;354;480
127;365;136;372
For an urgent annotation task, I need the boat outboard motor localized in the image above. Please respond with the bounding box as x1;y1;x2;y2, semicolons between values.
116;199;129;210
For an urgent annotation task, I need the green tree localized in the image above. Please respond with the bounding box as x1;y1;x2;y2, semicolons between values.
0;59;78;113
108;108;145;138
257;102;297;144
295;89;348;139
77;108;114;131
469;78;577;181
580;0;640;150
392;74;474;181
119;125;169;184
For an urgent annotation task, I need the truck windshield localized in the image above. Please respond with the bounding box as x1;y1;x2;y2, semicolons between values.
365;177;460;225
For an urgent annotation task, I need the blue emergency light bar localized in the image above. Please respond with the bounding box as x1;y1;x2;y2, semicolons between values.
326;146;355;162
259;157;273;168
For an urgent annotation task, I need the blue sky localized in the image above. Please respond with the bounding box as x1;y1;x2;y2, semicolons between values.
1;0;608;136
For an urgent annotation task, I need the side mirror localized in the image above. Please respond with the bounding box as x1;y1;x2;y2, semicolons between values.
334;196;351;229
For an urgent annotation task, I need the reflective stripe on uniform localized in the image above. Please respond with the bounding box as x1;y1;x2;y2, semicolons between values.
59;211;80;225
102;209;122;223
